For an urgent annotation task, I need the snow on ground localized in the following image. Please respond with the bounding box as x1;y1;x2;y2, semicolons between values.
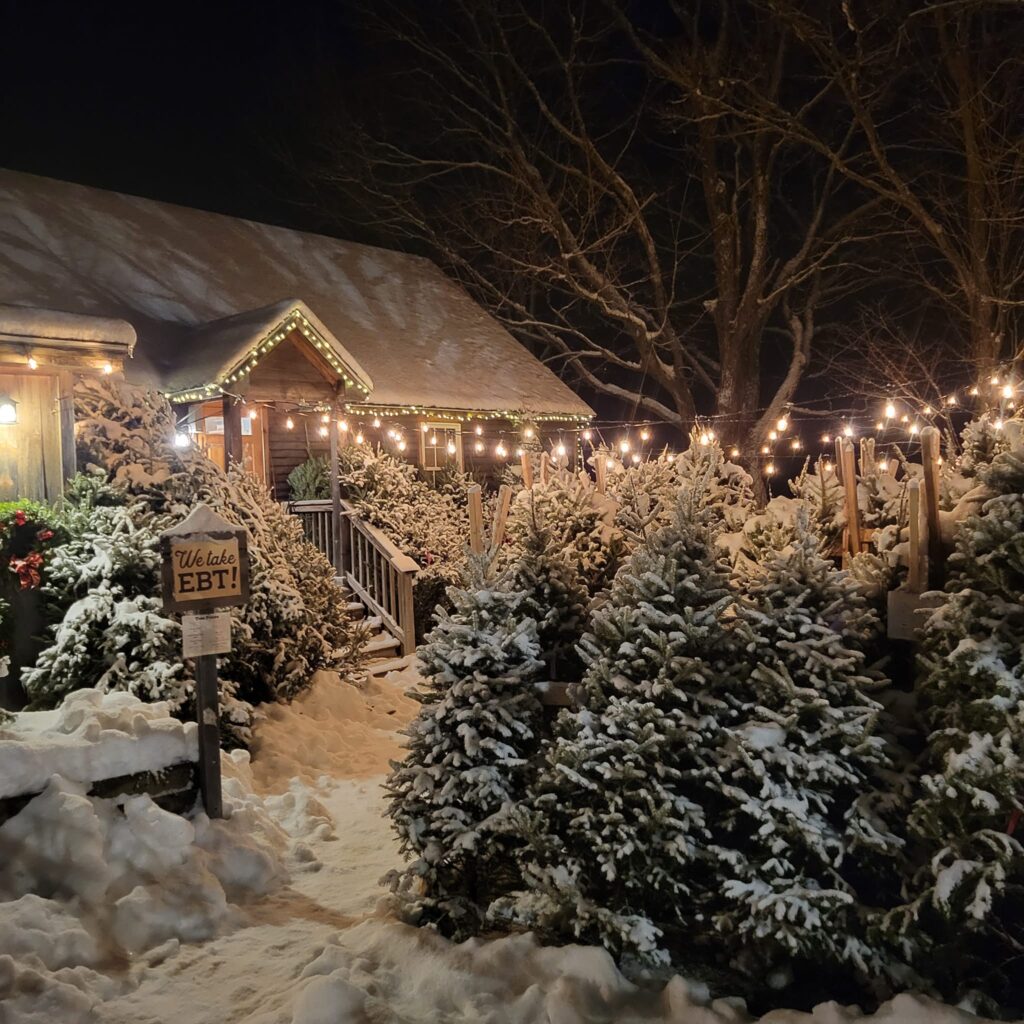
0;663;1012;1023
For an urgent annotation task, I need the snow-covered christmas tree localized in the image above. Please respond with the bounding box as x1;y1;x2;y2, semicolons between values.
886;438;1024;1013
385;554;544;935
509;492;588;681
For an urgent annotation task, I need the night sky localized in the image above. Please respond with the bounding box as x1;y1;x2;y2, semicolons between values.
0;1;367;234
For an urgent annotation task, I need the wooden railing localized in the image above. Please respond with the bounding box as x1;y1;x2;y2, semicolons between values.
288;498;419;656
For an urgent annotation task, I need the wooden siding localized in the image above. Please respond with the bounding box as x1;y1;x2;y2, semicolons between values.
241;334;337;405
0;372;63;501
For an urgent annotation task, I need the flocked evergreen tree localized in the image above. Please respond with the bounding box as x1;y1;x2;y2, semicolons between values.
385;554;544;935
885;439;1024;1013
509;492;588;681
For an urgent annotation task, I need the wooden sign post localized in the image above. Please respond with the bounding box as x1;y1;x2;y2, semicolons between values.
490;483;513;555
520;451;534;489
595;452;607;494
160;504;250;819
840;439;861;559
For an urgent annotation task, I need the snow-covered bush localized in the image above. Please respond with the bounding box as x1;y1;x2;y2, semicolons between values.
385;555;543;934
884;438;1024;1014
23;378;364;745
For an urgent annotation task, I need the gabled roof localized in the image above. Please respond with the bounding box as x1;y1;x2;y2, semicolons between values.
0;169;593;419
129;299;374;401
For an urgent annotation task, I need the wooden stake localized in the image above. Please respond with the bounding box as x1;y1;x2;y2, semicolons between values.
539;452;549;485
840;439;860;557
907;479;923;593
520;451;533;489
595;452;607;494
834;436;845;484
859;437;875;478
490;484;513;553
921;426;944;588
467;484;484;554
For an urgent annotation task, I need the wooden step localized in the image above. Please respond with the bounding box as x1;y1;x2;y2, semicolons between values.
362;633;400;656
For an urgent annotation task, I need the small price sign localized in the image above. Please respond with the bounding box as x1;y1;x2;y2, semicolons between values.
160;504;251;820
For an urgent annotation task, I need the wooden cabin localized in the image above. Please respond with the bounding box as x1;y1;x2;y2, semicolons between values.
0;304;135;501
0;169;593;499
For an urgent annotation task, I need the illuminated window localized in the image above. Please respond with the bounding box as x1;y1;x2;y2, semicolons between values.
418;421;463;472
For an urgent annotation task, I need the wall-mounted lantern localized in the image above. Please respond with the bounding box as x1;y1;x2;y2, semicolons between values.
0;394;18;424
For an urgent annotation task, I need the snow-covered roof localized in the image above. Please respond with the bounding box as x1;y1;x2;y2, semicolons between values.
0;169;593;418
0;301;136;353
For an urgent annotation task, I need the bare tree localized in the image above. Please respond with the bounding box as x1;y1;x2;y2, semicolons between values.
739;0;1024;379
307;0;870;453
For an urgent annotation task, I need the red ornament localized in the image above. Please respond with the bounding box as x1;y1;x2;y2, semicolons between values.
36;528;54;542
13;510;26;527
9;551;43;589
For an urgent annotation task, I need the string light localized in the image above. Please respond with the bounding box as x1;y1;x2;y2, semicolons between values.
582;429;592;442
843;425;854;437
372;417;381;428
995;419;1004;430
355;432;364;444
667;453;676;463
247;408;257;420
991;375;1001;385
516;446;525;457
446;441;456;455
909;423;920;435
765;463;776;476
1002;384;1014;399
946;395;957;406
822;459;832;472
730;447;740;458
885;402;896;419
421;424;429;433
699;432;711;445
475;424;483;436
555;442;567;458
495;443;508;458
821;433;831;444
924;406;933;416
524;426;535;439
619;439;630;454
398;440;407;452
318;425;328;438
174;432;190;448
27;357;37;370
474;440;484;453
640;428;650;441
970;386;980;396
878;459;889;472
102;362;113;375
339;420;349;432
875;421;884;431
631;453;641;464
790;439;801;451
321;412;330;423
776;415;788;431
605;458;615;470
285;417;294;430
429;434;437;446
761;445;770;454
769;430;778;441
900;414;910;423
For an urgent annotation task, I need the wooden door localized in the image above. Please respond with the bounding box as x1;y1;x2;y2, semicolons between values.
0;373;62;502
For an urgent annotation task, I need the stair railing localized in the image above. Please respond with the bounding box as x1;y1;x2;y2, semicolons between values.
288;498;419;656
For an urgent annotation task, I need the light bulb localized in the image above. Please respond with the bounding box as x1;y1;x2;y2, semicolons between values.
765;463;776;476
619;440;630;454
102;361;113;375
667;453;676;463
422;423;429;432
875;421;884;431
730;447;740;458
823;459;832;472
27;357;37;370
339;420;349;432
699;432;711;446
524;426;535;439
821;433;831;444
843;425;854;437
776;416;788;431
286;417;295;430
640;428;650;441
946;395;956;405
970;386;980;396
373;417;381;428
761;445;770;454
248;408;257;420
174;432;190;448
924;406;933;416
769;430;778;441
909;423;919;435
606;458;615;469
791;439;801;450
708;429;716;440
516;447;525;457
631;453;641;464
447;441;456;455
995;419;1004;430
1002;384;1013;399
429;434;437;446
475;424;483;436
321;412;330;423
398;440;407;452
991;375;1000;385
496;443;507;458
555;443;567;458
319;425;328;438
474;441;484;453
356;432;364;444
582;429;592;442
885;402;896;418
878;459;889;472
901;414;910;423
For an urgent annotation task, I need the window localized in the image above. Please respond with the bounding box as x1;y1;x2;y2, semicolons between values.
418;421;463;472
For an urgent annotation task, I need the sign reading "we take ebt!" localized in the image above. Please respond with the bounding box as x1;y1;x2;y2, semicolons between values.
160;504;250;614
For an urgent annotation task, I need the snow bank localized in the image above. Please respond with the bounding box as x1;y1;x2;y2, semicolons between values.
249;666;419;791
0;689;197;799
282;919;1003;1024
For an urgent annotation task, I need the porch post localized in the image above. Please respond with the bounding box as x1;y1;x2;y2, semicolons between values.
223;396;243;468
330;394;345;577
